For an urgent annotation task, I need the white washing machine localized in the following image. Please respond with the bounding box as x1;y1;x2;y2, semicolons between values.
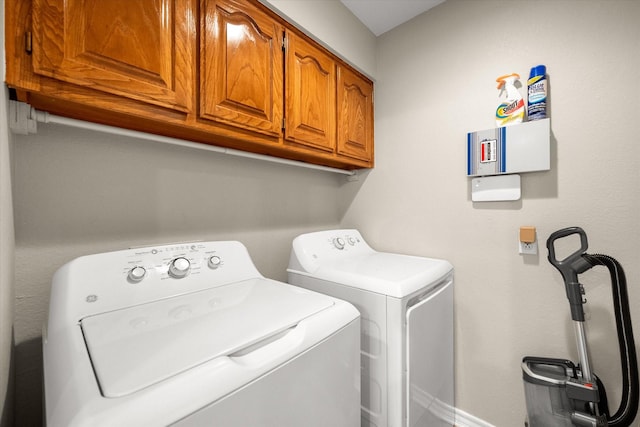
287;229;454;427
43;240;361;427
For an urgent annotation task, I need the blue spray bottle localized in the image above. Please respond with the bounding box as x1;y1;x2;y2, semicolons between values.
527;65;547;120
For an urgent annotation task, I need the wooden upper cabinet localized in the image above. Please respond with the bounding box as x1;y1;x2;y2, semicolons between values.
284;32;336;153
6;0;372;169
337;65;374;162
201;0;284;137
31;0;194;112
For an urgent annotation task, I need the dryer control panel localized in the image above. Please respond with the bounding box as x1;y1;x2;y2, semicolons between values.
288;229;374;275
319;230;369;254
331;234;362;250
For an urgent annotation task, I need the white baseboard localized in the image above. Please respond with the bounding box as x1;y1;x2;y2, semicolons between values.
408;383;495;427
454;407;496;427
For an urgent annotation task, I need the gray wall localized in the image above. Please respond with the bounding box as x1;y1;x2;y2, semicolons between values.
0;0;16;424
340;0;640;425
0;96;14;427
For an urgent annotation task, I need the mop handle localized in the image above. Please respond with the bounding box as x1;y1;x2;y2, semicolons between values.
546;227;593;322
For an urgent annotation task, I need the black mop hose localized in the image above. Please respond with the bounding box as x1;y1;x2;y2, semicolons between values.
583;253;639;427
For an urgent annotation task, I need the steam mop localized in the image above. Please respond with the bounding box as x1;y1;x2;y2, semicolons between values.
522;227;639;427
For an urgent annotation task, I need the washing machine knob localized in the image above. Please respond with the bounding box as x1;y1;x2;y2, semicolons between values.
208;255;222;269
168;257;191;278
128;266;147;282
333;237;346;250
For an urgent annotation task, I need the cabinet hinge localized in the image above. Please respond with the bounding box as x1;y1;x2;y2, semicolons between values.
282;33;287;52
282;118;286;131
24;32;32;54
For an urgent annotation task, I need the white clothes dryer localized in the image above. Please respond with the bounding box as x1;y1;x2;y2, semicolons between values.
287;229;454;427
43;240;360;427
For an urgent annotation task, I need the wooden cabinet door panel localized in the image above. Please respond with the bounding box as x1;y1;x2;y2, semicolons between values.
285;32;336;153
6;0;373;169
201;0;284;136
32;0;194;112
337;66;373;162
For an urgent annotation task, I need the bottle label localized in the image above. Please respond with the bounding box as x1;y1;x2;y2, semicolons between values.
496;98;525;126
527;77;547;120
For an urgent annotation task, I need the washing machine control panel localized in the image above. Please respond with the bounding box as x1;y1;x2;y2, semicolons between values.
123;243;229;284
57;241;263;318
121;242;247;285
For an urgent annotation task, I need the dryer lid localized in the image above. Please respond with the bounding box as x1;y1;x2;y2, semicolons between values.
80;278;333;397
309;252;453;298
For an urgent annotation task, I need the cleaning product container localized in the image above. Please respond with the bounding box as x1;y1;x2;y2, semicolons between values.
495;73;525;127
527;65;547;120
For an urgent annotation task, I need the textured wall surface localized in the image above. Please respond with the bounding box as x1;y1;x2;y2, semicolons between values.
339;0;640;425
0;0;16;423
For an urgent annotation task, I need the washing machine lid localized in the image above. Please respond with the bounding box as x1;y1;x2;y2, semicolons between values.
80;278;334;398
309;252;452;298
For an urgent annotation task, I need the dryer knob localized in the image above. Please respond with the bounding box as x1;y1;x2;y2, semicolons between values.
128;266;147;282
333;237;346;250
168;257;191;278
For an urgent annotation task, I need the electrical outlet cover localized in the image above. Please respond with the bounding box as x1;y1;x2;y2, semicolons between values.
519;240;538;255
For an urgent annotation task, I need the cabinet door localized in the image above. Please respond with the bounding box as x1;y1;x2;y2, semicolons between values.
285;32;336;153
337;66;374;163
201;0;284;137
32;0;194;112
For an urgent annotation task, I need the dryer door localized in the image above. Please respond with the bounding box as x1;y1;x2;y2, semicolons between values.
405;279;454;427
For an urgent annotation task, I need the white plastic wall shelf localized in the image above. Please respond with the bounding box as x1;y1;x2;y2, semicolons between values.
466;119;550;202
467;118;550;177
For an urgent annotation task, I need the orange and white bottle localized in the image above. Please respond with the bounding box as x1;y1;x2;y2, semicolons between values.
495;73;525;127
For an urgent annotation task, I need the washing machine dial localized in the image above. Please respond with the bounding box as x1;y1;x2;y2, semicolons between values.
168;257;191;278
208;255;222;269
333;237;346;250
128;266;147;282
